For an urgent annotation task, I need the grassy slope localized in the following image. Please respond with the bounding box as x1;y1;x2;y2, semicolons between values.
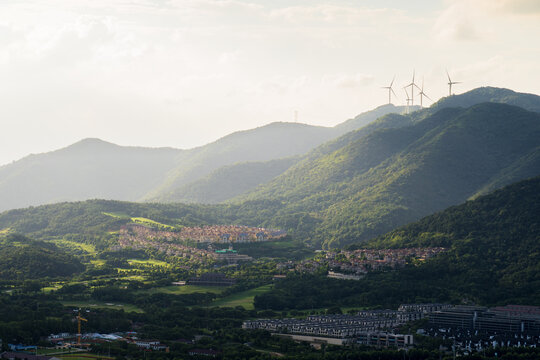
209;284;273;310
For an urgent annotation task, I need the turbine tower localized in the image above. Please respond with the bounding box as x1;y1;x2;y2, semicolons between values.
446;70;461;96
417;77;433;108
404;88;412;114
381;76;397;104
403;70;420;106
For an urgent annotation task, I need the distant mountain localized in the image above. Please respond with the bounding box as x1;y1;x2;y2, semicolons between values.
144;122;336;202
430;86;540;113
333;104;412;134
168;157;301;204
0;103;407;212
0;139;181;212
362;175;540;305
238;102;540;248
1;86;539;222
145;105;411;203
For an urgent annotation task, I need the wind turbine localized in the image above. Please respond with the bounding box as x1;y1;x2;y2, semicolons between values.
381;76;397;104
446;70;461;96
417;77;432;108
403;70;420;106
404;88;411;114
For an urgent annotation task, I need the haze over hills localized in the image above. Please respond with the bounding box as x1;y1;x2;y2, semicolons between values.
147;104;412;203
167;157;301;204
1;86;539;243
0;104;409;212
0;139;181;212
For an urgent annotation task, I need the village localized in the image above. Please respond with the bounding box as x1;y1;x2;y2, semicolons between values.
277;247;447;278
115;223;287;264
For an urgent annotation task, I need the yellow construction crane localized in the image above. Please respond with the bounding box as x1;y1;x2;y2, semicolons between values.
76;310;88;345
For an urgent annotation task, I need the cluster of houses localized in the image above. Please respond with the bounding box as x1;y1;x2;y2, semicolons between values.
117;224;217;264
116;223;283;264
178;225;286;243
277;248;446;278
243;304;449;347
324;248;447;275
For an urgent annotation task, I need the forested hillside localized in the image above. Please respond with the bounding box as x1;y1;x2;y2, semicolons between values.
364;175;540;304
0;234;85;280
240;102;540;247
255;176;540;309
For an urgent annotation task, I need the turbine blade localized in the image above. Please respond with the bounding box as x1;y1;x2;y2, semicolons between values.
446;70;451;82
391;88;397;97
390;75;395;87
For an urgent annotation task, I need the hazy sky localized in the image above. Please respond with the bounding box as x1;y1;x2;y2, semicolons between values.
1;0;539;165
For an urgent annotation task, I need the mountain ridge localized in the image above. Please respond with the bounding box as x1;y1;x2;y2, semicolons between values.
236;100;540;248
0;104;408;211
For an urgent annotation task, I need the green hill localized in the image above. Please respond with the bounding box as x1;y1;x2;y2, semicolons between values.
364;175;540;304
0;234;85;280
239;102;540;248
254;176;540;309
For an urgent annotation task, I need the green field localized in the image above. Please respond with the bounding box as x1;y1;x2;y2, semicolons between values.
61;300;143;313
140;285;226;295
209;284;273;310
49;239;97;255
130;217;176;230
102;212;177;230
128;259;169;267
102;212;130;219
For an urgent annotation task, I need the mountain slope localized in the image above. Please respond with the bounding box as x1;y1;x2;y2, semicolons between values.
255;176;540;309
0;139;181;212
145;105;411;203
239;102;540;248
145;122;335;202
168;157;301;204
333;104;412;134
0;104;407;211
363;175;540;304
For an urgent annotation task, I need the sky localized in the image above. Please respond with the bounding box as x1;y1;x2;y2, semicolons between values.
0;0;539;165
